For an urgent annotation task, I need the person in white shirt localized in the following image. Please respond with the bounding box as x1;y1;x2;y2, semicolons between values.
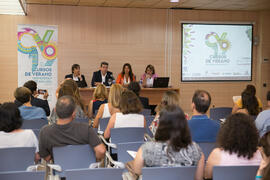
0;102;40;162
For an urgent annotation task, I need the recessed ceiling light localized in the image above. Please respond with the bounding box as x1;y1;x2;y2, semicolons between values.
170;0;179;2
0;0;26;15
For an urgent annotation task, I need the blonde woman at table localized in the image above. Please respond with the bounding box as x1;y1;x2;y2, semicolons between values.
141;64;158;88
92;84;124;128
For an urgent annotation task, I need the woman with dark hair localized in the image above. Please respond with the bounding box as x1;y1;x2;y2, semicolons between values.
0;102;40;162
237;91;260;116
104;90;146;139
116;63;135;87
141;64;158;88
132;105;204;180
232;84;262;114
65;64;87;88
256;130;270;180
205;113;261;179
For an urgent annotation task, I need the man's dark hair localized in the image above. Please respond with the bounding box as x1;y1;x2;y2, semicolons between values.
14;87;32;104
267;91;270;101
0;102;22;132
127;81;141;96
217;113;259;159
23;80;37;94
71;64;80;73
155;105;191;151
192;90;211;114
100;61;109;67
56;95;76;119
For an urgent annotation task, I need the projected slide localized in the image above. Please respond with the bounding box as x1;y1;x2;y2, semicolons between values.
181;23;253;81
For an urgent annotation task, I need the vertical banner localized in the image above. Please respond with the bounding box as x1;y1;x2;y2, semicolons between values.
17;24;58;109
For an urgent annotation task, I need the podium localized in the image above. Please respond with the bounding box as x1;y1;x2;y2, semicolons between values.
79;87;179;106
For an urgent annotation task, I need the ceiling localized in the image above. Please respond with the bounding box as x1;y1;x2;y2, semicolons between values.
26;0;270;11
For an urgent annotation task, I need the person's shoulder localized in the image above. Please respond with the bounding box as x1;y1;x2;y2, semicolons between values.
65;74;72;78
40;124;53;134
256;109;270;120
93;70;100;74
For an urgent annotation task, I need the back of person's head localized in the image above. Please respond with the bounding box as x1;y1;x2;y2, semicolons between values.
93;84;108;100
241;91;259;116
156;90;180;113
71;64;80;73
119;90;143;114
245;84;256;96
155;105;191;151
56;95;76;119
14;87;32;104
23;80;37;94
217;113;259;159
108;84;123;108
0;102;22;132
192;90;211;114
127;81;141;96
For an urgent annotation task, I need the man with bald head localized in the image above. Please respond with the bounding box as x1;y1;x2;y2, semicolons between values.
188;90;220;142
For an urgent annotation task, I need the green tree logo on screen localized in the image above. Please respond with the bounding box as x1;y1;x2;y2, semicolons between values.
205;32;231;57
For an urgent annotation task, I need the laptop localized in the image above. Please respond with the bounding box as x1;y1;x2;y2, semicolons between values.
153;77;169;88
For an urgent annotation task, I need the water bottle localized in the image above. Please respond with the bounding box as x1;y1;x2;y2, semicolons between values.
139;79;143;86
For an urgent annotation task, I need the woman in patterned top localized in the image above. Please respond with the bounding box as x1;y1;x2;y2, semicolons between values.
133;105;204;180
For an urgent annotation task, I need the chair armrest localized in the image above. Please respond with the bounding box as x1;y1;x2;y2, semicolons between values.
98;135;117;149
105;152;125;168
46;164;62;172
144;133;153;141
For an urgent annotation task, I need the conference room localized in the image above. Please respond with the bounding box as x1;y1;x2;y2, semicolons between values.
0;0;270;179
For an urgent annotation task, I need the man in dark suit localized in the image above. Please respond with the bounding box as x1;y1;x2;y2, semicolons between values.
14;80;50;116
127;81;149;109
91;61;114;87
65;64;87;88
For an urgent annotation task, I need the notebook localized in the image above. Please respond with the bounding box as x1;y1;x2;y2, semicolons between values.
153;77;169;88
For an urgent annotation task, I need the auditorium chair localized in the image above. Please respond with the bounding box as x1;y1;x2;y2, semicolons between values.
0;171;45;180
21;118;48;129
209;107;232;121
197;142;216;160
117;141;143;163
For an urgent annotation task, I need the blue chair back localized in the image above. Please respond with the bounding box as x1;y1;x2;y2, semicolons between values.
0;171;45;180
0;147;35;171
142;166;197;180
99;117;110;132
65;168;124;180
117;142;143;163
53;144;96;170
21;119;48;129
210;107;232;121
213;165;259;180
32;129;40;139
111;127;145;144
75;118;89;123
197;142;216;160
141;109;151;116
145;115;155;127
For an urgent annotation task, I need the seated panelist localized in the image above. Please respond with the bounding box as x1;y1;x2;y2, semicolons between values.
91;61;114;87
141;64;157;88
65;64;87;88
116;63;135;87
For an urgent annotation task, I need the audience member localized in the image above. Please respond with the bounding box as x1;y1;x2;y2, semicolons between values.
91;61;114;87
256;127;270;180
39;95;106;161
14;80;50;116
188;90;219;143
232;84;262;114
149;90;181;136
49;79;87;124
65;64;87;88
204;113;261;179
131;105;204;180
236;90;260;116
92;84;123;128
256;90;270;138
104;90;146;139
14;87;46;120
128;81;149;109
116;63;135;87
0;102;40;162
141;64;158;88
88;84;108;118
